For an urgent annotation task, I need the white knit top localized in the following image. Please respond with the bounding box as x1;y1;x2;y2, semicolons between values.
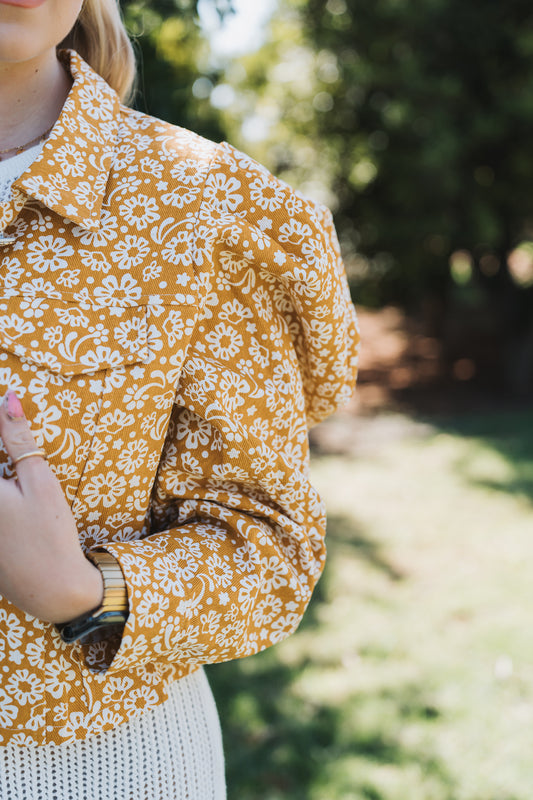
0;147;226;800
0;143;44;202
0;668;226;800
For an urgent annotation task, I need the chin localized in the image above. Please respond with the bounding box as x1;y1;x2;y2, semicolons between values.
0;28;52;64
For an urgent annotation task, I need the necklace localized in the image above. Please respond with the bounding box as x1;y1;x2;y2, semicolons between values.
0;123;54;162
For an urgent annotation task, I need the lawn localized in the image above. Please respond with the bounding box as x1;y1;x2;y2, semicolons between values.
207;409;533;800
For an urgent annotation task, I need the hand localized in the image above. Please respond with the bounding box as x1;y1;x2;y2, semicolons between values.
0;391;104;624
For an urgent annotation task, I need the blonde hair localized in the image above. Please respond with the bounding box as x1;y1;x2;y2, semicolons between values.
58;0;136;104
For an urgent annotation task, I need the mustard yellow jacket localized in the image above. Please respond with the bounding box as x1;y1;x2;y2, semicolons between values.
0;51;359;746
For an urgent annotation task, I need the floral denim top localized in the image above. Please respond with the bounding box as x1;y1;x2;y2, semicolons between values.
0;50;359;745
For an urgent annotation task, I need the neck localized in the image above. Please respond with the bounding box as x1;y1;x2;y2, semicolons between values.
0;50;71;154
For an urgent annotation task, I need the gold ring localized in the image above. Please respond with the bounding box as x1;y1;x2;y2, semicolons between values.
13;449;48;466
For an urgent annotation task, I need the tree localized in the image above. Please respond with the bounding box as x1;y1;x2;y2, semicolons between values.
120;0;232;140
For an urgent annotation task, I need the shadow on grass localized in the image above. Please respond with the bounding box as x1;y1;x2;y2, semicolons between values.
207;656;454;800
326;513;406;583
429;408;533;506
207;514;453;800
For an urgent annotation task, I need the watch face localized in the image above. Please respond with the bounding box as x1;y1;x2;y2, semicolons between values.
77;621;126;646
57;611;128;644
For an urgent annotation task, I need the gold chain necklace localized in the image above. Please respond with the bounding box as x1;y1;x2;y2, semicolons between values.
0;123;54;162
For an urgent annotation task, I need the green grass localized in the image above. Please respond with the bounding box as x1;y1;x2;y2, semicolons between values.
207;410;533;800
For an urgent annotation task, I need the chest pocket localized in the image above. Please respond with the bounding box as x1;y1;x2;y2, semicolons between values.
0;298;149;375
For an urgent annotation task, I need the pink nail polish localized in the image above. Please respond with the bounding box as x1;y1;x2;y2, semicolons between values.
4;391;25;420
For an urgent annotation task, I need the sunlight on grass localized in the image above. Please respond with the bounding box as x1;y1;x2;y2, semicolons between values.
207;410;533;799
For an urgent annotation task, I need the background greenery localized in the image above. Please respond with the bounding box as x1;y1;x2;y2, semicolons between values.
118;3;533;797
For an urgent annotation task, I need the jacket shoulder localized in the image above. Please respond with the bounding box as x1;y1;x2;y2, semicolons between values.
115;106;219;174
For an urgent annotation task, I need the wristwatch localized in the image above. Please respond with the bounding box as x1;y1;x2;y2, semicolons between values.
57;550;129;644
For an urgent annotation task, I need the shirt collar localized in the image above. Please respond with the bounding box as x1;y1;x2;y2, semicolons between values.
13;50;121;231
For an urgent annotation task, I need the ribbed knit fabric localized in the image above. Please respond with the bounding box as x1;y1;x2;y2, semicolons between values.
0;668;226;800
0;143;44;201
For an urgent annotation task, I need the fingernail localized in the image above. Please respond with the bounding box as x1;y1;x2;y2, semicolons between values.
4;391;25;420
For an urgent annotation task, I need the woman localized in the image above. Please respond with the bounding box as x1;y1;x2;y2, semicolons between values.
0;0;359;797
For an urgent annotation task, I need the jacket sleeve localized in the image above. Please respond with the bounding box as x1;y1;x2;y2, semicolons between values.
92;143;359;674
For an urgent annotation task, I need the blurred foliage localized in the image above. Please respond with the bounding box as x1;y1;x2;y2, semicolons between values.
120;0;231;139
301;0;533;307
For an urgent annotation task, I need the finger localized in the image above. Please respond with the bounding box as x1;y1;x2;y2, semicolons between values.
0;391;48;487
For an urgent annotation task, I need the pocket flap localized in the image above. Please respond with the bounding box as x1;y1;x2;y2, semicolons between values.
0;300;149;376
